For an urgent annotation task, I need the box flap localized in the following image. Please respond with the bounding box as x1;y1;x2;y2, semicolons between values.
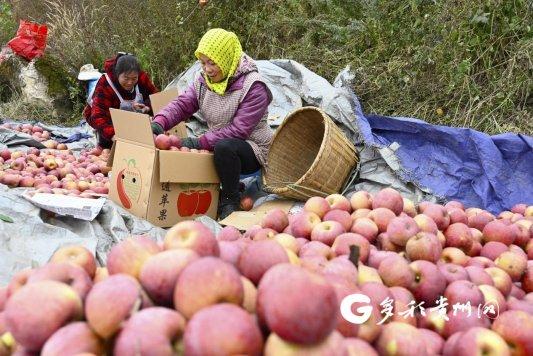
110;108;154;147
219;199;295;230
159;150;220;183
150;88;179;115
106;140;116;167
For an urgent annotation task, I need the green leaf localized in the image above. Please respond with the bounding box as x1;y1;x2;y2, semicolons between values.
0;214;14;223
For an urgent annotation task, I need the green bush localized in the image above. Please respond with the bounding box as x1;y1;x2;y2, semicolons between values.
2;0;532;134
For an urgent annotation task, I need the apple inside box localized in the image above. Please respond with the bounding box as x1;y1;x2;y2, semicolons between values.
108;108;220;227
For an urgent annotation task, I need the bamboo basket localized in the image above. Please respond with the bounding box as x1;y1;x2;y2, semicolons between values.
262;106;358;200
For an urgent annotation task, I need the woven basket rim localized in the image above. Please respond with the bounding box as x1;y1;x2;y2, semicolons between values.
263;106;333;194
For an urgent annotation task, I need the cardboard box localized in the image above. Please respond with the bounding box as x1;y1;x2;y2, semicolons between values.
108;108;220;227
150;88;187;138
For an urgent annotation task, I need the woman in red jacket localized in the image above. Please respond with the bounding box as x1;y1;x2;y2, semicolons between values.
84;53;158;148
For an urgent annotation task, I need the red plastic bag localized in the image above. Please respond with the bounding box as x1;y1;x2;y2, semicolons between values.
7;20;48;61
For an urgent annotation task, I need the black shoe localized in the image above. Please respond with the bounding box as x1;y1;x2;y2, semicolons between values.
218;202;241;220
217;194;241;220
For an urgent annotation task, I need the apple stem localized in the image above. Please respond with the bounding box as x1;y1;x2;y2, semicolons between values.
349;245;360;266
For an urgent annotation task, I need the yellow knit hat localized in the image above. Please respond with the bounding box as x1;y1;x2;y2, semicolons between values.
195;28;243;95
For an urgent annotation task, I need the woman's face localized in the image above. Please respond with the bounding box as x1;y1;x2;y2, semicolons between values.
118;71;139;91
199;54;224;83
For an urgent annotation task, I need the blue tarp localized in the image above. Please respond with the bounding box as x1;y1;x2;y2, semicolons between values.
356;112;533;214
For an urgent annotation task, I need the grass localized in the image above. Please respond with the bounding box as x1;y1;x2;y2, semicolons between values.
0;0;531;135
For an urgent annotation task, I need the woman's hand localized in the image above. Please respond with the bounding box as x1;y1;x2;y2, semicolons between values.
181;137;201;149
151;122;164;135
133;102;150;114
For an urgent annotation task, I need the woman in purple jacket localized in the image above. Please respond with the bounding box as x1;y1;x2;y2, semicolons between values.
151;28;273;220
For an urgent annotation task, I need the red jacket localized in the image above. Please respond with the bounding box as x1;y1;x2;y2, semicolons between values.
84;56;158;146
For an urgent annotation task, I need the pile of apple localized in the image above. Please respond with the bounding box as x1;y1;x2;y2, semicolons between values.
154;134;211;154
0;188;532;356
0;123;56;144
0;146;110;197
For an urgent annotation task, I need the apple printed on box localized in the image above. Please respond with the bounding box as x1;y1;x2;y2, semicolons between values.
116;158;143;209
177;184;213;217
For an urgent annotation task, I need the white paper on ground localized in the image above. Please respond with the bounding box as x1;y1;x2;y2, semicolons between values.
22;192;106;221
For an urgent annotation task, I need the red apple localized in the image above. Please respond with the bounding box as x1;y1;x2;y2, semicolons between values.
443;311;491;339
351;208;371;220
483;220;516;246
261;208;289;233
113;307;186;356
448;208;468;224
238;240;289;284
40;322;104;356
485;267;513;296
378;255;415;288
323;209;352;231
349;191;373;210
372;188;403;215
311;220;345;246
467;210;495;231
139;249;199;306
442;331;464;356
85;274;142;338
423;204;451;230
241;276;257;313
216;225;242;241
343;337;378;356
368;207;396;232
491;310;533;356
478;284;507;319
174;257;243;319
252;228;277;241
264;331;343;356
409;260;447;306
291;211;321;239
49;245;97;279
481;241;508;260
106;236;160;278
350;217;379;243
376;322;426;355
455;327;511;356
218;240;245;266
444;222;474;252
257;264;338;345
467;256;496;268
304;196;330;218
4;281;83;351
439;263;469;284
27;262;93;300
465;265;494;286
440;247;469;266
386;215;419;246
444;280;485;308
406;231;442;262
419;328;445;355
331;233;370;263
154;134;171;150
183;303;263;355
163;221;219;257
495;251;527;282
402;197;417;217
413;213;439;234
325;193;351;212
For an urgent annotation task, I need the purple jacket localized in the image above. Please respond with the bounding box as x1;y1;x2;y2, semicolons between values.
153;71;271;151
